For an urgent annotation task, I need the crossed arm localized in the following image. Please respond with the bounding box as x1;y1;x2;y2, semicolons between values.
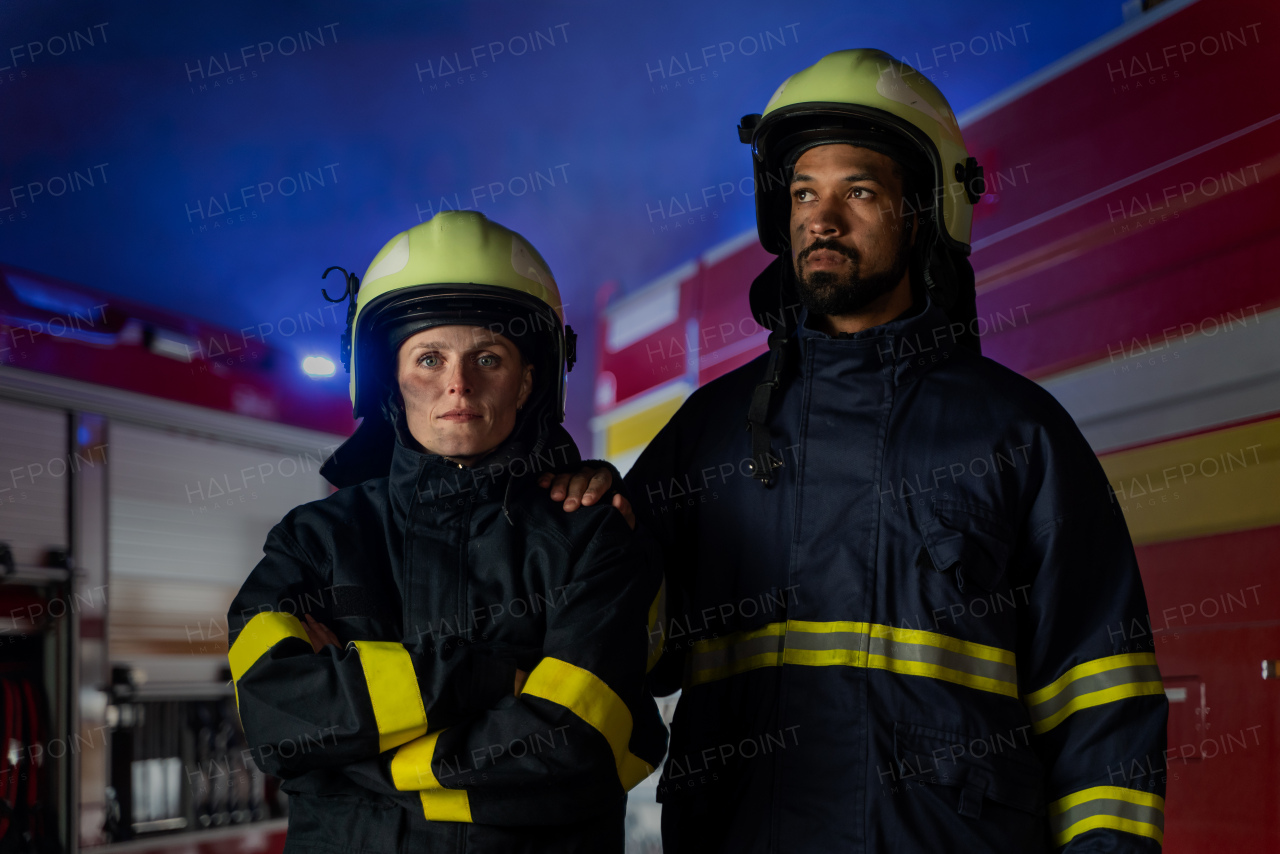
229;493;663;825
302;613;529;695
227;523;526;779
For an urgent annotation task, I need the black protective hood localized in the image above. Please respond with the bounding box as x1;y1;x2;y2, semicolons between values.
318;412;398;489
742;242;979;488
319;368;573;490
319;410;582;490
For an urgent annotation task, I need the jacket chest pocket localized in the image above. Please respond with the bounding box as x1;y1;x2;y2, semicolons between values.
917;499;1015;594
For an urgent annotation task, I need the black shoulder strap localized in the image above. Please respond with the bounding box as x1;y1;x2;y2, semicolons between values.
745;256;799;488
746;329;789;486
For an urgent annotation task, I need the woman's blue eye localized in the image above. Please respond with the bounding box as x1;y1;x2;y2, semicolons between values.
420;355;440;367
477;354;497;367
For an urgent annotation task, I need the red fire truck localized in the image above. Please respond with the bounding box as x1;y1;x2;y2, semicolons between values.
0;0;1274;850
0;263;355;854
593;0;1279;848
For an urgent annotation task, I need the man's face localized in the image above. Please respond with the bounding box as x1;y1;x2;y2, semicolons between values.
789;143;915;318
396;324;533;465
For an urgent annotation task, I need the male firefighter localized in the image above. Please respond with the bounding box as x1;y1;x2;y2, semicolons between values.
227;212;666;853
546;49;1168;852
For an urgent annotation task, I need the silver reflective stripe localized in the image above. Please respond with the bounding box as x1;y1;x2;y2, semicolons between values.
691;631;784;674
688;621;1017;696
783;628;868;652
1051;795;1164;840
1028;663;1164;723
867;634;1018;687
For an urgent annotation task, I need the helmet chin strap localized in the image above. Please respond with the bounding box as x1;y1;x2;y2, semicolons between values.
744;212;978;490
912;222;981;355
382;386;429;454
513;373;554;458
745;258;796;487
914;220;954;310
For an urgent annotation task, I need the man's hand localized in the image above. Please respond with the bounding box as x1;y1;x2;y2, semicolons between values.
537;467;635;529
514;668;528;696
303;613;340;652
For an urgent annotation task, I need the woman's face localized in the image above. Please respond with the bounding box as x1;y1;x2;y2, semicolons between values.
396;325;533;465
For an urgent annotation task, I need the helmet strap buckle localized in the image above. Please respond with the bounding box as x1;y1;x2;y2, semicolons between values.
955;157;985;204
321;266;361;374
564;324;578;373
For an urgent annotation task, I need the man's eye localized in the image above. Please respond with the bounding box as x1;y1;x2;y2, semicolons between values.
419;355;440;368
851;187;873;199
794;189;813;201
477;354;498;367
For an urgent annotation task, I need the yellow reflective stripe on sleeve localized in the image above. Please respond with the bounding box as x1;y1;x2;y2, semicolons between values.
228;611;309;682
646;582;667;674
687;620;1018;697
227;611;310;711
389;731;474;822
351;641;429;753
389;730;439;790
521;656;655;790
1024;653;1165;734
419;788;472;824
1049;785;1164;847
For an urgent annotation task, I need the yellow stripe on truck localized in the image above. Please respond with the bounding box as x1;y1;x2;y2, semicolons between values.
604;395;685;459
1099;415;1280;545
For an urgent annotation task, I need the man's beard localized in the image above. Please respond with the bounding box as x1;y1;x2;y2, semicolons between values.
792;228;912;318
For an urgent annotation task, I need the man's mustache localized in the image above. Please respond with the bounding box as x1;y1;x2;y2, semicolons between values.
798;239;859;267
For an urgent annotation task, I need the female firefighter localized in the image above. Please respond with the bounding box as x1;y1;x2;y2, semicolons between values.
225;211;667;853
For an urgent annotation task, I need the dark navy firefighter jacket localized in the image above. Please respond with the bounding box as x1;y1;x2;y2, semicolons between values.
627;293;1169;853
227;427;668;854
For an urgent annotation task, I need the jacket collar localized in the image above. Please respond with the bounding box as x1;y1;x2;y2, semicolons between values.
387;415;582;521
793;290;965;385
